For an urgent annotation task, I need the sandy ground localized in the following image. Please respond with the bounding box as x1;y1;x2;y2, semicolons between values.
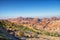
26;35;60;40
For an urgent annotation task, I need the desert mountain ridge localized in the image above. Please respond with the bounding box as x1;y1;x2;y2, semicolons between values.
0;17;60;40
7;17;60;32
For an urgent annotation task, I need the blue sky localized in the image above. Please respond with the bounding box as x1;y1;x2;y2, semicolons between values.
0;0;60;18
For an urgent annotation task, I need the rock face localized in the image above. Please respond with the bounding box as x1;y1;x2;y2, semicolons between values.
45;20;60;33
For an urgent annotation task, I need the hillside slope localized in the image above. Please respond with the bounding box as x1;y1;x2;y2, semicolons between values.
0;17;60;40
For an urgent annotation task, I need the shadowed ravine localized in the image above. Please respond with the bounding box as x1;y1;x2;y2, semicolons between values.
0;27;20;40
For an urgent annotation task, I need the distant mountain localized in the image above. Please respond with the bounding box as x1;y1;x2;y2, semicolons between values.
7;17;60;33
